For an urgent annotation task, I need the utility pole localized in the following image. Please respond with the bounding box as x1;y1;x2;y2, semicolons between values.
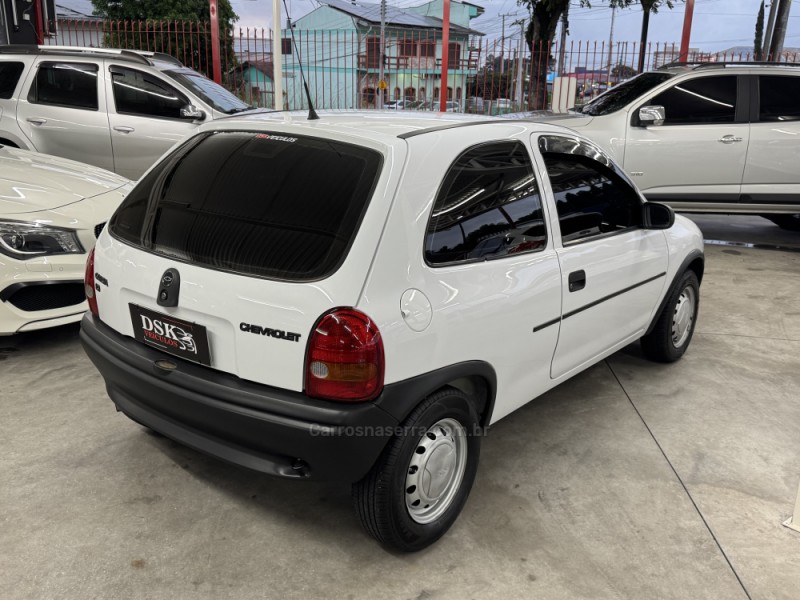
515;20;525;106
272;0;283;109
557;6;569;76
763;0;780;59
499;12;515;75
678;0;695;63
606;6;616;82
439;0;451;112
769;0;792;61
378;0;386;108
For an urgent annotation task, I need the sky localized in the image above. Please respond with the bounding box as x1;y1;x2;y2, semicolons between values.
229;0;799;53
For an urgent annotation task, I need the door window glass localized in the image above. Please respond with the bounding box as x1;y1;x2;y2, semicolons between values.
28;62;98;110
539;136;642;244
426;141;547;265
111;67;186;119
759;75;800;122
0;62;24;99
649;75;737;124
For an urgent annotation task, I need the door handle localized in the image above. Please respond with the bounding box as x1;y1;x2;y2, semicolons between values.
718;135;743;144
26;117;46;126
113;126;135;134
568;270;586;292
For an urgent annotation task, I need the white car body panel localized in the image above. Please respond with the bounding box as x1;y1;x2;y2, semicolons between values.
91;112;703;426
95;126;408;391
531;66;800;215
0;147;130;334
15;57;116;173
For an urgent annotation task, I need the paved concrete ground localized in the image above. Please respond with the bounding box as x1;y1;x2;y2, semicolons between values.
1;216;798;600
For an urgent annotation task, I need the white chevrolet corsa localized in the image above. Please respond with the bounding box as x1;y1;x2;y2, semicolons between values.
80;112;704;551
0;146;129;335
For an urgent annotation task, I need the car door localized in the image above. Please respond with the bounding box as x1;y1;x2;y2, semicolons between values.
741;73;800;209
623;74;749;208
16;58;115;171
414;138;562;421
105;63;202;180
535;134;668;380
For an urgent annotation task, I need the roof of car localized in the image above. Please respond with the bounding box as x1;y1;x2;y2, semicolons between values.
0;45;184;68
207;110;574;144
656;61;800;74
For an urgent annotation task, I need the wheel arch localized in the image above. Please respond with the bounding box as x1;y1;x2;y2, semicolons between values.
645;249;704;336
375;361;497;429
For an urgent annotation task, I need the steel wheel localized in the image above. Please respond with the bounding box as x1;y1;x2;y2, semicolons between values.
671;285;696;348
405;418;468;524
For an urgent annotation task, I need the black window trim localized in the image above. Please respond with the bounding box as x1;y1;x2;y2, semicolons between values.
631;73;748;127
423;139;549;269
108;64;192;122
751;72;800;124
107;129;386;284
0;60;25;100
28;60;100;112
537;134;645;247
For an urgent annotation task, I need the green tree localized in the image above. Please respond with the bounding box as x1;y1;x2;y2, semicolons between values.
518;1;680;108
90;0;239;78
754;1;765;61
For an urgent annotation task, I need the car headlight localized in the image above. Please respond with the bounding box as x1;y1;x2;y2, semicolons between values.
0;220;85;259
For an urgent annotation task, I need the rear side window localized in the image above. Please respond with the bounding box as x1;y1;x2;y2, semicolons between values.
0;62;24;99
759;75;800;122
111;66;187;119
425;141;546;265
649;75;737;124
28;62;99;110
109;132;382;281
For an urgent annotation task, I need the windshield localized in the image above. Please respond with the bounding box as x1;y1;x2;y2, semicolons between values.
163;69;252;114
579;72;675;116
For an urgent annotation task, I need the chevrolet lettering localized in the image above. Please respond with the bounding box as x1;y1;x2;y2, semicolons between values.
240;322;302;342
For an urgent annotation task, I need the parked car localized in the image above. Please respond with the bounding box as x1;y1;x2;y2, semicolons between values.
534;62;800;230
466;96;485;114
419;100;461;112
489;98;515;115
0;145;130;335
0;45;258;180
80;111;704;552
385;99;418;110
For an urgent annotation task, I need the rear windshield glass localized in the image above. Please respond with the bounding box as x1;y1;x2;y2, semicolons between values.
109;132;383;281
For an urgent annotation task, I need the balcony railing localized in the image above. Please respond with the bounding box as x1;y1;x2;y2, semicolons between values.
358;55;478;71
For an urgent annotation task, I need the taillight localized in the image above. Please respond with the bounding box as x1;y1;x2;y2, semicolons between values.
305;308;384;402
84;248;99;317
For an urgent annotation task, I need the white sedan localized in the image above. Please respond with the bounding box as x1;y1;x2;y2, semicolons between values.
0;146;130;335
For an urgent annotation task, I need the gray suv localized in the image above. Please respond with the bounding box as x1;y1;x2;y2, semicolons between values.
0;45;256;179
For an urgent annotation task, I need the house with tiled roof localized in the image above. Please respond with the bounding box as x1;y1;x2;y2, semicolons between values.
281;0;484;109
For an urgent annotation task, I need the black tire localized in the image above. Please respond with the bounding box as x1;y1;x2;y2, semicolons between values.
764;214;800;232
353;387;481;552
641;270;700;363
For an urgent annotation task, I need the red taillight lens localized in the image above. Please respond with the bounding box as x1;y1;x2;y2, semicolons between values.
305;308;384;402
84;248;99;317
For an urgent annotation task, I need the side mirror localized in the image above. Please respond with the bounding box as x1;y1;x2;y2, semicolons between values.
642;202;675;230
639;105;665;126
180;104;206;121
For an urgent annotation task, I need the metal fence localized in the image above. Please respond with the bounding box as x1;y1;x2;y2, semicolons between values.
46;18;800;113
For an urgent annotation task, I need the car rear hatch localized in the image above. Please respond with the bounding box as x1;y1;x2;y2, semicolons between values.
93;129;397;393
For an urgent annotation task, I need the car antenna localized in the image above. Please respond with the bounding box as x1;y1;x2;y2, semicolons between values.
282;0;319;120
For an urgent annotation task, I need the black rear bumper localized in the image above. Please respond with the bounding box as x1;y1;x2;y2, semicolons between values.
80;314;400;482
